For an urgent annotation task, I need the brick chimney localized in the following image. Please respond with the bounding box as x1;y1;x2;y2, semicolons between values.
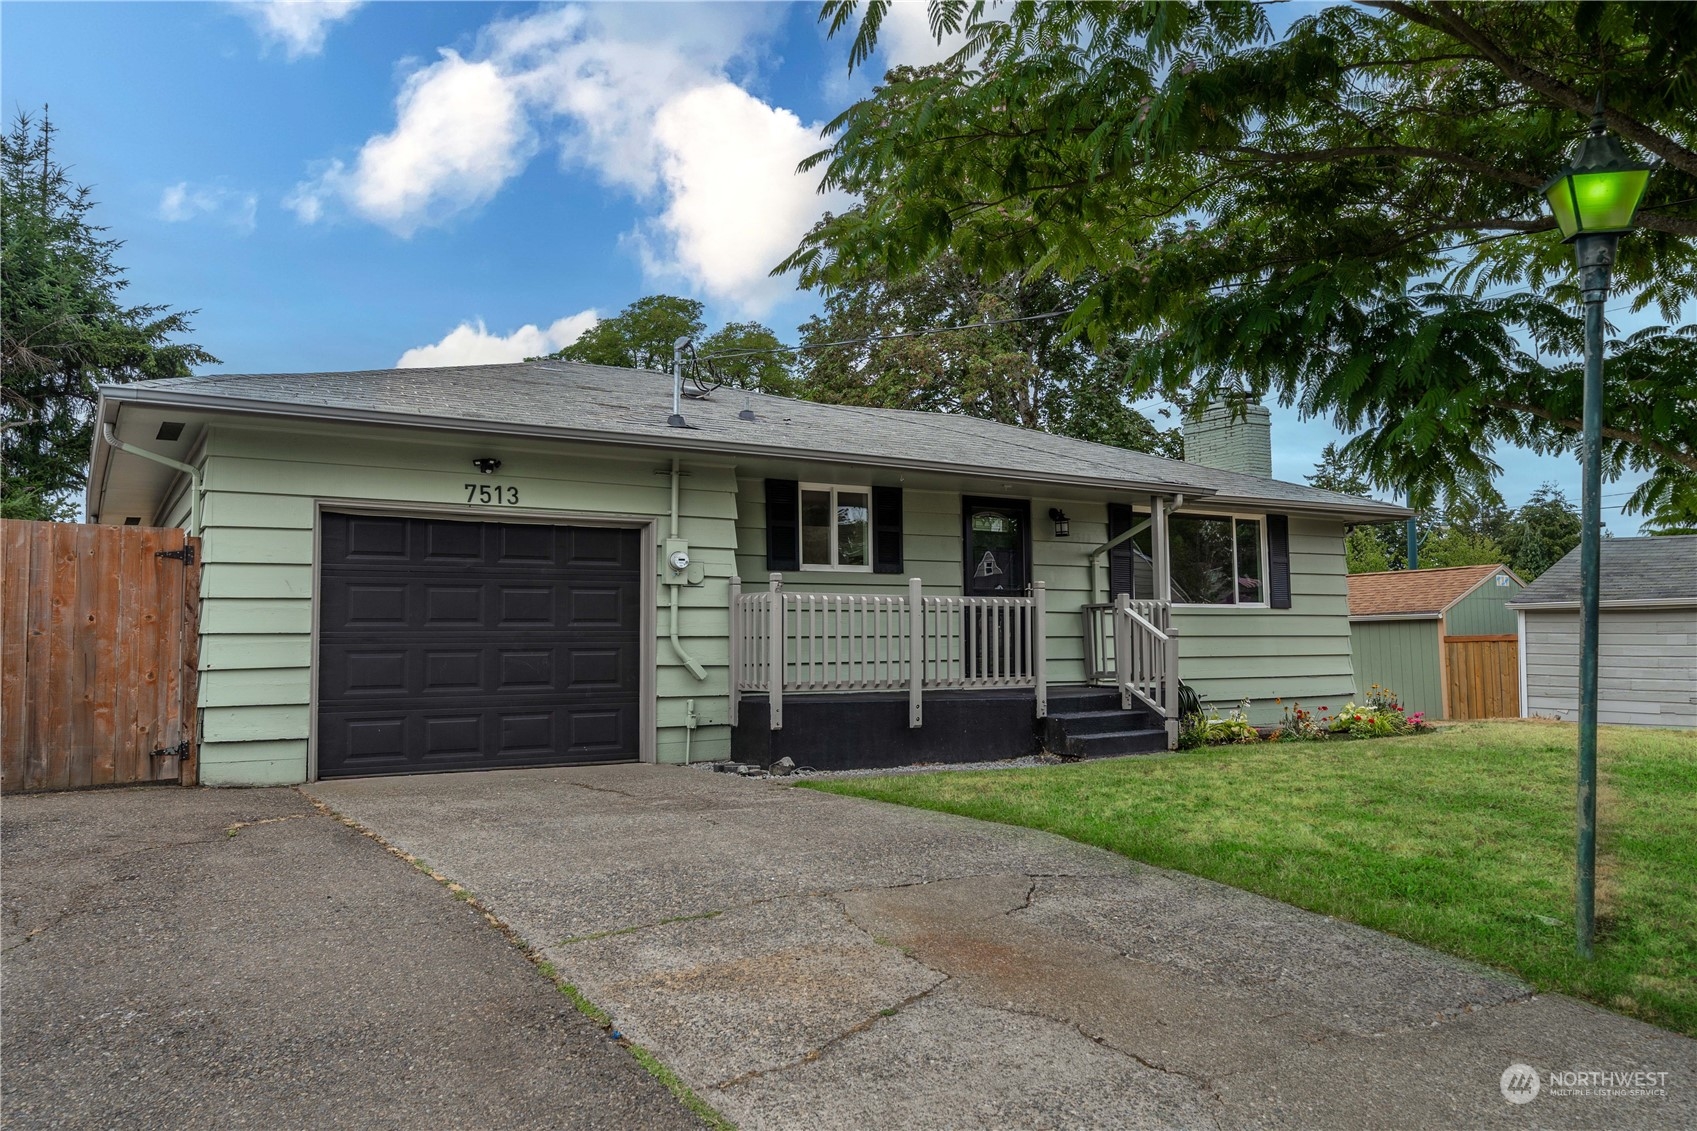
1182;403;1272;478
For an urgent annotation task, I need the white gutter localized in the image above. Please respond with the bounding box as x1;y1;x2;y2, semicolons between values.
101;422;201;536
668;458;707;681
1506;597;1697;611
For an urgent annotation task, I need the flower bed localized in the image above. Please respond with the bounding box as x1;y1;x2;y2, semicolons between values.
1179;686;1433;748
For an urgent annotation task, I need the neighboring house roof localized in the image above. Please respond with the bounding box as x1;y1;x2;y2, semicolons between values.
92;361;1411;520
1347;564;1520;619
1508;536;1697;609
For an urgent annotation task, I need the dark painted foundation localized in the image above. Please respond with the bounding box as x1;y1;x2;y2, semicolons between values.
731;686;1154;772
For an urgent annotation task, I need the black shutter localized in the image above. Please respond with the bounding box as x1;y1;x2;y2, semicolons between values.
1266;514;1292;609
872;485;904;574
765;479;800;572
1107;503;1135;598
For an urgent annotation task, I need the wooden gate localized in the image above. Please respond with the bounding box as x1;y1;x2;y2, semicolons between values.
1444;634;1520;720
2;520;200;792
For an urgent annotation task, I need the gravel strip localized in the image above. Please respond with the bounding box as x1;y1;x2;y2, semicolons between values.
687;753;1070;781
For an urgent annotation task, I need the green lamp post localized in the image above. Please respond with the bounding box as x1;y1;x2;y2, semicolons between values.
1541;105;1651;959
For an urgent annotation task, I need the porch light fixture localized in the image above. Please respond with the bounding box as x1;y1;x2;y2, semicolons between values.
1541;98;1651;962
1049;508;1070;538
472;457;502;475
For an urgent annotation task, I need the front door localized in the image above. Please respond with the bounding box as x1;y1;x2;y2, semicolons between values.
963;497;1030;596
961;498;1031;680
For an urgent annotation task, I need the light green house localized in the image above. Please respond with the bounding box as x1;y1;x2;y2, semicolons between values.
1347;565;1526;720
87;360;1408;784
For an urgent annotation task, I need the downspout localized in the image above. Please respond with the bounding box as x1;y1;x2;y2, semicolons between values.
669;458;707;681
102;422;201;536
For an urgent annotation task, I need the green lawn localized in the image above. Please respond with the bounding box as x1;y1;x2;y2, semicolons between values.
804;720;1697;1037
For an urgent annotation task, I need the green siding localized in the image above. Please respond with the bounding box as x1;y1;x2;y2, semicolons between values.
1444;570;1523;636
1171;519;1357;724
1350;619;1444;719
194;424;740;784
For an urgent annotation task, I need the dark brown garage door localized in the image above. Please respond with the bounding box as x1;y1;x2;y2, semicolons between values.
316;512;643;778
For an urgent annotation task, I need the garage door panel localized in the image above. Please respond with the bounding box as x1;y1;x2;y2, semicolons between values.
318;513;643;778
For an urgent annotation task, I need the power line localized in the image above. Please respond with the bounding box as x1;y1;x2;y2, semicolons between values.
693;307;1078;363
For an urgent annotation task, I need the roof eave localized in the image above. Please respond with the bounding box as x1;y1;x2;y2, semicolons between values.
97;385;1226;501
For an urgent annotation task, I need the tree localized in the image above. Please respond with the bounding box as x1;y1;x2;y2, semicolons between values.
1500;483;1582;578
790;2;1697;521
2;111;216;519
696;321;801;396
1309;443;1404;571
792;253;1179;455
1344;527;1391;573
546;295;705;371
1416;526;1505;569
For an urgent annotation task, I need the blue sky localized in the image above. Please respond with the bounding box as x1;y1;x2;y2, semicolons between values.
1;1;1650;528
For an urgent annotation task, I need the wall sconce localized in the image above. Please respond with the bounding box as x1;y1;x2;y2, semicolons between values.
1049;507;1070;538
472;457;502;474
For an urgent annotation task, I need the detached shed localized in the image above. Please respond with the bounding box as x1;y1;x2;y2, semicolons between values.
1347;565;1526;720
1509;536;1697;728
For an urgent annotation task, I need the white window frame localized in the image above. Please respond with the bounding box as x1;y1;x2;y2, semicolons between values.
798;482;874;572
1168;511;1270;609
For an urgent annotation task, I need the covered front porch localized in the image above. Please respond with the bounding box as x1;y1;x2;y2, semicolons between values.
726;569;1180;769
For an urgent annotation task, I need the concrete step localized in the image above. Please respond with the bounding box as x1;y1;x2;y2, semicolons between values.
1061;728;1171;759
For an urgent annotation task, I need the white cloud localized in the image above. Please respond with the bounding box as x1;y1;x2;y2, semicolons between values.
395;311;598;369
647;83;850;312
878;0;969;67
240;1;364;60
290;50;533;237
158;182;259;233
291;4;839;311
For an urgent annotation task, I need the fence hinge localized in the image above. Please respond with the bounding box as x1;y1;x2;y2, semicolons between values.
152;739;191;760
156;546;196;565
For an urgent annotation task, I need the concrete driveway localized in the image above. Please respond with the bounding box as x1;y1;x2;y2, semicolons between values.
2;786;703;1131
306;764;1697;1130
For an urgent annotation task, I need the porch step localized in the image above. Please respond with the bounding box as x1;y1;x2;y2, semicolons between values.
1044;707;1157;739
1060;727;1171;759
1041;693;1169;759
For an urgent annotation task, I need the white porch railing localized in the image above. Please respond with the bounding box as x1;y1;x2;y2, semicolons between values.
730;575;1047;731
1080;599;1171;684
1103;594;1180;747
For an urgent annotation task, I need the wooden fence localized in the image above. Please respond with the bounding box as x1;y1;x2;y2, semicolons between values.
2;520;200;792
1444;634;1520;720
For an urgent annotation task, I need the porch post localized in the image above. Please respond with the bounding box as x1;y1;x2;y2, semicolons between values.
1033;581;1048;720
1152;495;1173;607
1163;631;1180;749
1113;592;1132;711
728;576;742;726
908;577;924;728
768;572;784;731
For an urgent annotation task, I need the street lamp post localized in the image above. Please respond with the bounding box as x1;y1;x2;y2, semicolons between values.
1541;103;1651;959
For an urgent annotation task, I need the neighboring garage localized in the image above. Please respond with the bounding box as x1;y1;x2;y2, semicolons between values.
317;512;645;778
1510;535;1697;729
1347;564;1526;720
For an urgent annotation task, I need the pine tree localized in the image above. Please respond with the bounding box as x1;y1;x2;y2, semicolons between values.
1;111;215;519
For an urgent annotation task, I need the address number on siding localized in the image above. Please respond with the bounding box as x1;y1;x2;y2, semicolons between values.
464;482;519;505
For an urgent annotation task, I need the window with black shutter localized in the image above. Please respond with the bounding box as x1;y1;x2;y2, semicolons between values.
1267;514;1292;609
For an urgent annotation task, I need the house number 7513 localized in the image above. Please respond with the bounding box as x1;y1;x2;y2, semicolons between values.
464;483;519;505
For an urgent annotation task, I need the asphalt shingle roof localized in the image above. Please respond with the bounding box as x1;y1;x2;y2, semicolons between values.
103;360;1410;518
1347;565;1515;618
1507;536;1697;607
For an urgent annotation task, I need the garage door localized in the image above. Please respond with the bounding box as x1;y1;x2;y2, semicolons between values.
316;512;643;778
